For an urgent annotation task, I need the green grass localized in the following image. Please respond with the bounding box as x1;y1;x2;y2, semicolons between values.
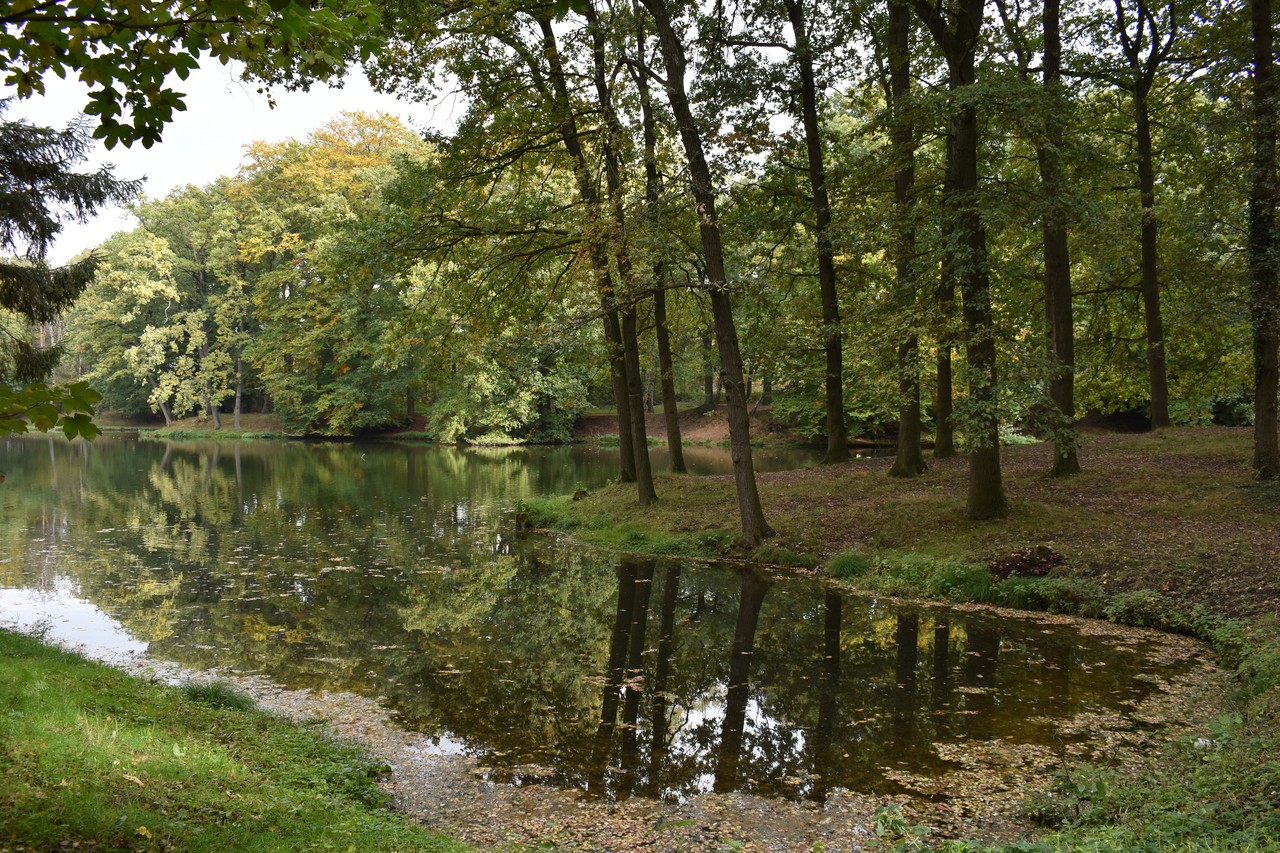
0;629;469;853
140;428;286;442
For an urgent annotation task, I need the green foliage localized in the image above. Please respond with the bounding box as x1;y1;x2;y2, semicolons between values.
825;551;996;602
1103;589;1196;631
0;380;101;439
994;576;1108;618
182;681;258;712
1;0;383;148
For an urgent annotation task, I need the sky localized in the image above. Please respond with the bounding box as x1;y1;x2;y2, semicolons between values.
7;62;458;264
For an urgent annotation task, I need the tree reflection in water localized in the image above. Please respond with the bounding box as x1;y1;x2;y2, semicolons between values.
0;436;1199;805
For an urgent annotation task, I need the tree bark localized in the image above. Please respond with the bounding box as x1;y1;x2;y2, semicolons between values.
622;306;658;504
1113;0;1176;429
1134;86;1170;429
535;17;638;484
233;353;243;431
639;0;774;546
1252;0;1280;478
887;0;927;477
782;0;847;464
1041;0;1080;475
607;307;638;483
635;32;687;473
702;331;716;411
585;6;658;503
914;0;1007;518
653;289;687;472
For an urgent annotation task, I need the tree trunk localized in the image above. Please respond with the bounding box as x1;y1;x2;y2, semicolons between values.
887;0;927;477
1134;86;1171;429
535;18;638;484
640;0;773;546
585;6;658;503
782;0;847;464
1041;0;1080;476
914;0;1006;518
654;288;687;472
1252;0;1280;478
622;306;658;505
954;98;1006;518
636;35;687;473
233;353;243;431
605;307;638;483
702;332;716;411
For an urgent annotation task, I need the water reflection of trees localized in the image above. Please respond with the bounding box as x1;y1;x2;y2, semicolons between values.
0;437;1191;803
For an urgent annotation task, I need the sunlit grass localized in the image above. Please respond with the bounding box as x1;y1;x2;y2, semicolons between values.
0;630;469;853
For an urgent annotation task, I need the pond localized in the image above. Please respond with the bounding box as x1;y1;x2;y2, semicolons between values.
0;435;1213;814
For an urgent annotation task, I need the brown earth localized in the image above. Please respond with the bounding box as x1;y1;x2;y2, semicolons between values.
573;404;794;444
567;425;1280;621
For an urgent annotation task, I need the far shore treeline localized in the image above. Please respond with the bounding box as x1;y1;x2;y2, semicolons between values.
5;0;1279;548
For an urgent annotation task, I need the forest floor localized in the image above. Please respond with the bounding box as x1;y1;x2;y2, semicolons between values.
551;425;1280;620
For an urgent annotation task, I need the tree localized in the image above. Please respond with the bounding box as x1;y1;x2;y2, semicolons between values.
1093;0;1182;429
883;0;928;478
0;102;135;438
1251;0;1279;477
912;0;1008;519
638;0;774;546
2;0;382;148
780;0;849;464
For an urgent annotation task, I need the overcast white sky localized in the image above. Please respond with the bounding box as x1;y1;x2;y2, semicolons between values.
7;62;457;264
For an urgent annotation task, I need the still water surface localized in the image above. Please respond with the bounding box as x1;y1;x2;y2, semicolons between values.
0;435;1196;804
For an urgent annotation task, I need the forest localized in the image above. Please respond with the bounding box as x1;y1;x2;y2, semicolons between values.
4;0;1279;548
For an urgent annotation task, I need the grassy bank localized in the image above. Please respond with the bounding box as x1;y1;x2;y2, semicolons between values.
0;630;468;853
525;426;1280;851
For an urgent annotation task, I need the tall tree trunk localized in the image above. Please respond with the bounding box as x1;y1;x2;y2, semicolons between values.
887;0;927;477
233;353;243;431
636;32;687;473
914;0;1007;519
1252;0;1280;478
653;289;687;472
534;18;638;484
585;6;658;503
606;307;638;483
1134;86;1170;429
639;0;773;547
706;327;716;409
622;306;658;504
1041;0;1080;475
783;0;847;464
936;220;958;457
